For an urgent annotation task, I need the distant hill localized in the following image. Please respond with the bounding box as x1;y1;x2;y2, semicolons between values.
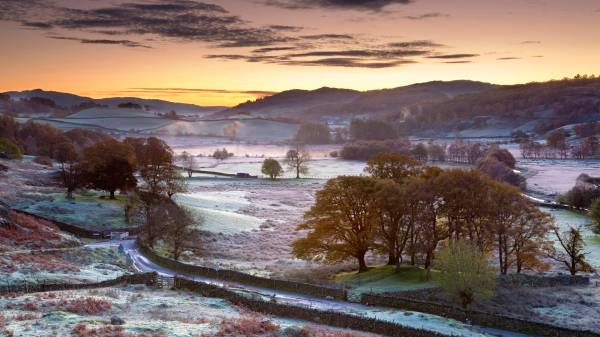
0;89;226;118
212;81;496;121
404;77;600;137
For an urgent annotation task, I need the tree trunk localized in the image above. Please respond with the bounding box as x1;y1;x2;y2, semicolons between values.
110;190;116;199
296;165;300;179
387;252;397;265
357;255;368;273
66;189;74;199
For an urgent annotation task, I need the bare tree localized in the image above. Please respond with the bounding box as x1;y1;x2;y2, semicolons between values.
179;151;196;178
285;143;311;179
548;226;595;275
166;206;196;261
55;142;81;199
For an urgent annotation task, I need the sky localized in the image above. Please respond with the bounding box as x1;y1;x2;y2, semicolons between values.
1;0;599;106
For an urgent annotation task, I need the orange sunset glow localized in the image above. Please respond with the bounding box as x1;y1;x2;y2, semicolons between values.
1;0;600;106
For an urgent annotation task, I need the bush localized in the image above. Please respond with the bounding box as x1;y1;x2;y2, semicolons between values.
340;140;410;161
58;297;112;315
0;137;22;160
214;316;279;337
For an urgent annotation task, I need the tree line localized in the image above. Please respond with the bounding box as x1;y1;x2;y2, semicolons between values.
292;152;593;277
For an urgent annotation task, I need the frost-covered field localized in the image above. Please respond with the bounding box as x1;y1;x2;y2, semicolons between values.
0;286;381;337
0;246;132;285
15;193;130;231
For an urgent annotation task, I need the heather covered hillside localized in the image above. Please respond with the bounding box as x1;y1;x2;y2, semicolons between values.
404;77;600;136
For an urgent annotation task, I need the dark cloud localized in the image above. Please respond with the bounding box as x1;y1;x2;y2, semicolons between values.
1;0;291;48
519;40;541;44
287;49;429;58
427;53;479;59
497;57;520;60
261;0;412;11
278;58;416;68
443;61;472;64
300;34;354;40
49;35;151;48
128;88;276;96
531;55;544;58
268;24;303;32
0;1;473;70
21;21;53;29
388;40;444;48
402;12;449;20
252;46;298;53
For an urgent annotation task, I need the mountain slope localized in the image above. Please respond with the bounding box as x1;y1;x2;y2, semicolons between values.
213;80;496;121
405;77;600;136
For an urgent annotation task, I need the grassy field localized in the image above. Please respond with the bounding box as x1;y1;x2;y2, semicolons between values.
335;264;437;299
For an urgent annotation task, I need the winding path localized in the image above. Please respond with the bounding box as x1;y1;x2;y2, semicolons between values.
91;239;534;337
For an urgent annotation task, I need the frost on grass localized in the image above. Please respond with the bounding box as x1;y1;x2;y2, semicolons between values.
0;286;386;337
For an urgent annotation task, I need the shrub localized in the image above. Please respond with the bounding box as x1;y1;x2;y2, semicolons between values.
71;324;166;337
0;137;22;160
58;297;112;315
22;302;38;311
212;316;279;337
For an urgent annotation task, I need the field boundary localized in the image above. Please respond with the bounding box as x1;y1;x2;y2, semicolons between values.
137;241;347;300
361;292;600;337
174;276;448;337
0;272;157;295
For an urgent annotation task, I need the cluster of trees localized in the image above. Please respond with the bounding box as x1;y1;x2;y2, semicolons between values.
293;153;593;280
260;144;312;180
57;137;185;200
0;115;111;162
213;148;234;160
476;147;526;190
349;119;399;141
520;135;599;160
55;135;193;260
340;139;411;160
295;123;331;144
559;173;600;212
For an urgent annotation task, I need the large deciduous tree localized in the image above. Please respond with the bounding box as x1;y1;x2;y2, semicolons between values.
138;137;174;195
261;158;283;180
83;139;136;199
285;144;310;179
365;152;422;183
292;176;378;272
